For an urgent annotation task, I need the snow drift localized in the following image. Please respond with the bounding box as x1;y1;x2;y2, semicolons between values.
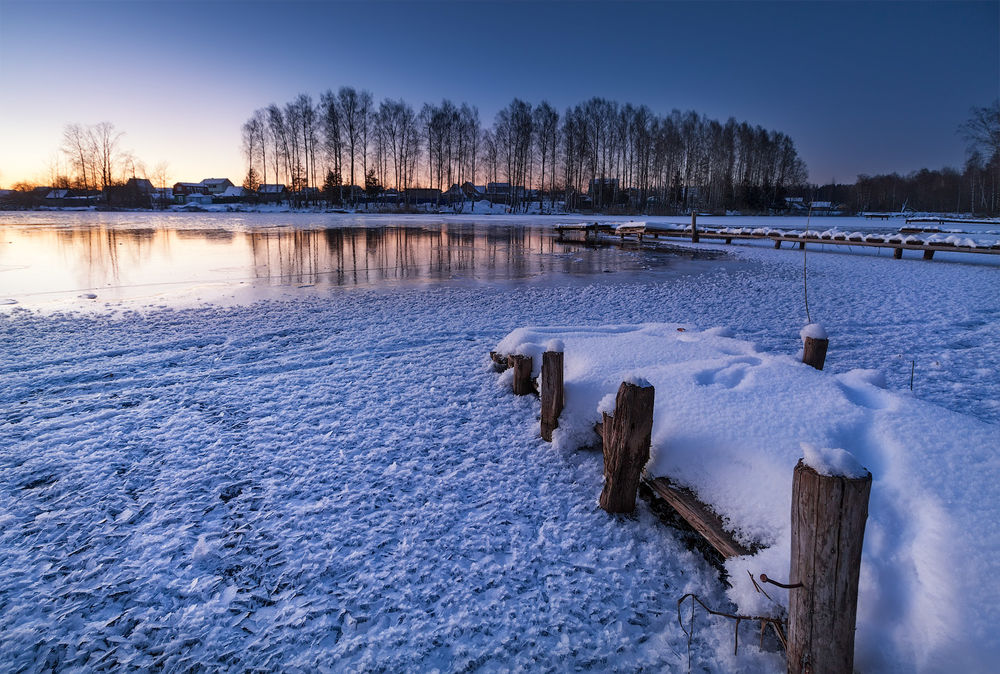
495;323;1000;672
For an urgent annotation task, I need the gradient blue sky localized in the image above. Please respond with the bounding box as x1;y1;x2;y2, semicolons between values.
1;0;997;187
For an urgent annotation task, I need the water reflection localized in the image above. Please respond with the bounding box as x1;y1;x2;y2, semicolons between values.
0;222;719;305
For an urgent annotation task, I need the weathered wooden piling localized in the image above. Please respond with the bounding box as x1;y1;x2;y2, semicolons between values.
788;460;872;674
691;212;699;243
923;249;935;260
893;247;903;259
508;354;533;395
802;337;829;371
599;380;655;513
540;349;564;441
775;239;782;249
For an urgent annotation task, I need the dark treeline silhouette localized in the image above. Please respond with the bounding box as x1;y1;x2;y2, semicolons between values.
5;100;996;217
833;101;1000;216
242;88;810;213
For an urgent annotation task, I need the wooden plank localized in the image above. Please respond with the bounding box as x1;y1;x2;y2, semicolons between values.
642;474;752;559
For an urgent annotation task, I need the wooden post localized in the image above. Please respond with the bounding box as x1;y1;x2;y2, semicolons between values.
508;354;533;395
788;461;872;674
599;380;655;513
799;241;806;250
691;212;699;243
893;247;903;259
774;239;782;249
540;350;564;441
489;351;509;371
923;249;935;260
802;337;829;370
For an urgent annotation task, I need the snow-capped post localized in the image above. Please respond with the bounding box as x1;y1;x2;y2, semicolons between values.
540;341;564;442
599;378;655;513
800;323;829;371
690;212;699;243
788;451;872;674
508;354;533;395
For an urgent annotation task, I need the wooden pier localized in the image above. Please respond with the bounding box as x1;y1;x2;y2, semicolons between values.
492;341;872;670
555;222;1000;260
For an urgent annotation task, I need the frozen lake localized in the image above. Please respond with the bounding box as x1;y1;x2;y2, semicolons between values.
2;211;998;671
0;212;730;308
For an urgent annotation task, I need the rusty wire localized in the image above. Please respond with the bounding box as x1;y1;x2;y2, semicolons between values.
759;573;803;589
677;593;789;657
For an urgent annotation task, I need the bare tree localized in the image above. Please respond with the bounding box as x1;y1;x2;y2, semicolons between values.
338;86;365;196
61;123;93;190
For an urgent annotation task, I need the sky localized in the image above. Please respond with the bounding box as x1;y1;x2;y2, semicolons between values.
0;0;997;188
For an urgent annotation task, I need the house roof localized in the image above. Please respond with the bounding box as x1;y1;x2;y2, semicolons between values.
127;178;155;192
258;184;287;193
201;178;232;186
45;189;70;199
219;186;247;198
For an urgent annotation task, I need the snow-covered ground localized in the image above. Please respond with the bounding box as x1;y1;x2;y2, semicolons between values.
496;323;998;672
1;213;998;671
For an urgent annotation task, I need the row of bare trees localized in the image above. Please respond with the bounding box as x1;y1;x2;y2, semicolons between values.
51;122;170;193
242;91;809;212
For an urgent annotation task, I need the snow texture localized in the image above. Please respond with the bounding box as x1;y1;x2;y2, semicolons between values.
2;212;999;672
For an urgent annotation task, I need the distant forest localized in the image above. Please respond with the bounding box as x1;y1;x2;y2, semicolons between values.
240;90;809;214
240;93;999;215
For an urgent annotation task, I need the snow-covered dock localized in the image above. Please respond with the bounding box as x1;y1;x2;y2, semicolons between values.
556;221;1000;259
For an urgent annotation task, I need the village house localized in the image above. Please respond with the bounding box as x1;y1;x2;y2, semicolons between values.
199;178;234;195
257;184;288;202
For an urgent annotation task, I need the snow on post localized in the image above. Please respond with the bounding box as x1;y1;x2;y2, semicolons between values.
788;445;872;674
599;379;655;514
800;323;829;371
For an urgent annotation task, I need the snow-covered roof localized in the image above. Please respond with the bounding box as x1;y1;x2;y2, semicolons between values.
219;186;247;198
45;189;70;199
200;178;231;187
258;184;287;193
810;201;833;208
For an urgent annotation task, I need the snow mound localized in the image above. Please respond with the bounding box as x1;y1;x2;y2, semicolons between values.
800;443;869;478
496;322;1000;672
799;323;828;340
